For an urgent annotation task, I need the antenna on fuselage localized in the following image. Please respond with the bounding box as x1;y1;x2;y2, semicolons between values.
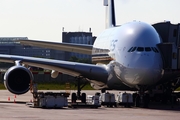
104;0;116;28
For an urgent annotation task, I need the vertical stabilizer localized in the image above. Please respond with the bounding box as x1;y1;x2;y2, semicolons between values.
104;0;116;28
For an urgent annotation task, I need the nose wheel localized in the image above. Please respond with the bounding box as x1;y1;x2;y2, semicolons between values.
134;87;150;108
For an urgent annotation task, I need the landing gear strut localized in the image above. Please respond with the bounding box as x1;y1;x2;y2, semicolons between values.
134;87;149;108
71;77;88;103
101;88;106;93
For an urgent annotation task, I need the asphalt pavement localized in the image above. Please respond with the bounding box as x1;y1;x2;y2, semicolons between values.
0;90;180;120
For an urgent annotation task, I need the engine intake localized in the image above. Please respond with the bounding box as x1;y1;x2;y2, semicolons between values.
4;65;33;95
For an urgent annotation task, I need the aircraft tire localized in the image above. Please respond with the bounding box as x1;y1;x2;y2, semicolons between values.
143;93;149;108
134;94;140;107
101;89;106;93
71;92;77;103
81;93;86;103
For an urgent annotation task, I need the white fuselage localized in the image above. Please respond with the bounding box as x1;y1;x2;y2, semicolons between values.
92;21;164;88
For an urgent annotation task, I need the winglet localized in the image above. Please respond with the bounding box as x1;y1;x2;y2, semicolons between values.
104;0;116;28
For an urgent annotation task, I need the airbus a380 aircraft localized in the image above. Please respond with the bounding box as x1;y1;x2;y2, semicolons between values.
0;0;178;106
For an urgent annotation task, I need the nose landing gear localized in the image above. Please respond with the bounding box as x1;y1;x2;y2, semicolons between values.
133;86;150;108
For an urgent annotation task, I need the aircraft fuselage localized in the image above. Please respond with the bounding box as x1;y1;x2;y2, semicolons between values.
92;21;164;89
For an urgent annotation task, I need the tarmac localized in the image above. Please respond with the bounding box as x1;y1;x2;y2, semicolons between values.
0;90;180;120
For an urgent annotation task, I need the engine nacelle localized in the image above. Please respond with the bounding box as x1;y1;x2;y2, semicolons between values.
4;65;34;95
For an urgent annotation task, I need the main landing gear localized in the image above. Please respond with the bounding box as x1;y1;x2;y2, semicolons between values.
71;77;88;103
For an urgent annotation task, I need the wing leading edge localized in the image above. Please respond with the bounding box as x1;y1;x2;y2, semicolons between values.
17;39;93;55
0;54;108;83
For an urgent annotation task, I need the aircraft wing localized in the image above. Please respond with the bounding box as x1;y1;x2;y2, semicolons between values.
0;54;108;83
17;39;93;55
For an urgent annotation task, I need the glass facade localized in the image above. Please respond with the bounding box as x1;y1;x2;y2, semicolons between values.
0;37;64;60
62;32;96;61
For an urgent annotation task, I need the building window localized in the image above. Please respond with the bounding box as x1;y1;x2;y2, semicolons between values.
173;29;177;37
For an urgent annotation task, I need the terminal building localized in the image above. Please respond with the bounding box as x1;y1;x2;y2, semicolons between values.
62;31;96;61
0;37;64;60
0;31;96;62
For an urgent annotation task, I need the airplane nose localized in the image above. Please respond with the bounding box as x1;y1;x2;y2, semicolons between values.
128;52;164;86
118;56;164;86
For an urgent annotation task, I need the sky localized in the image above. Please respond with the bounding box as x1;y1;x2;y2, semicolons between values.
0;0;180;42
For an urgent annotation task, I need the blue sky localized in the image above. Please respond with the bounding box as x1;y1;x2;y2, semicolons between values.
0;0;179;42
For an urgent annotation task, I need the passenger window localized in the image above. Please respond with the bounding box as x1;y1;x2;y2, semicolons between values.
128;47;133;52
145;47;151;52
137;47;144;51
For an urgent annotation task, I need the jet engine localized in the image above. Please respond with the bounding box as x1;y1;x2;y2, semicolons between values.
4;65;33;95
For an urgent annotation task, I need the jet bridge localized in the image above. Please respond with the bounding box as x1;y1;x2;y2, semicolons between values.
152;21;180;96
153;21;180;70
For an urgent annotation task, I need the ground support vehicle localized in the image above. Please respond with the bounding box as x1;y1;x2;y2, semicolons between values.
26;92;69;108
68;94;101;108
116;92;134;107
99;92;117;107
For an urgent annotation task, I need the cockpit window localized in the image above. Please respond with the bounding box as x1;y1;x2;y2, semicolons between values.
131;47;137;52
128;47;133;52
128;47;159;53
151;47;159;53
154;47;159;53
145;47;151;52
137;47;144;51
